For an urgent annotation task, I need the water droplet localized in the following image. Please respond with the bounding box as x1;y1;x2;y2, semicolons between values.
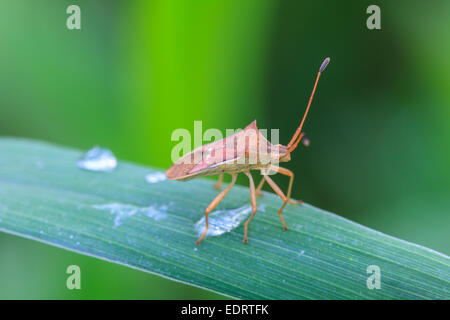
39;230;44;235
194;205;252;238
300;250;305;255
193;247;198;252
69;234;74;239
93;202;168;227
77;147;117;172
145;172;167;184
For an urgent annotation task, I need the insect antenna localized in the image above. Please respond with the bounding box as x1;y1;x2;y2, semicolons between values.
288;132;305;153
287;57;330;151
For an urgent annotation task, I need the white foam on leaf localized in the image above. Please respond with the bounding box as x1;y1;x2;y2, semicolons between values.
145;172;167;184
93;202;168;227
194;205;263;238
77;147;117;172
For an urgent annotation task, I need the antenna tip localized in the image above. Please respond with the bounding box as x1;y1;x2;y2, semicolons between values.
319;57;330;73
302;136;310;147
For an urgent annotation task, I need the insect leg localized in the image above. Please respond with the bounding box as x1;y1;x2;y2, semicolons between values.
263;174;289;230
255;176;265;197
196;173;238;245
243;171;257;243
214;173;224;190
273;167;302;206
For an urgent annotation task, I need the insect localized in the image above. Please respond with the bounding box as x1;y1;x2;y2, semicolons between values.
166;57;330;245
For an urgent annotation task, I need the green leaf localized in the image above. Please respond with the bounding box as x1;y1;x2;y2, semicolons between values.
0;137;449;299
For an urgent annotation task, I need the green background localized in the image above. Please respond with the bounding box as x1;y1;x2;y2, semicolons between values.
0;1;449;299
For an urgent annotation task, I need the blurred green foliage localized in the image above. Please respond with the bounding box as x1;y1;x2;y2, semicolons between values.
0;0;449;299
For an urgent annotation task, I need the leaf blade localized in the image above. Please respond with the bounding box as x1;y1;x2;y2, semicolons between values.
0;137;449;299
